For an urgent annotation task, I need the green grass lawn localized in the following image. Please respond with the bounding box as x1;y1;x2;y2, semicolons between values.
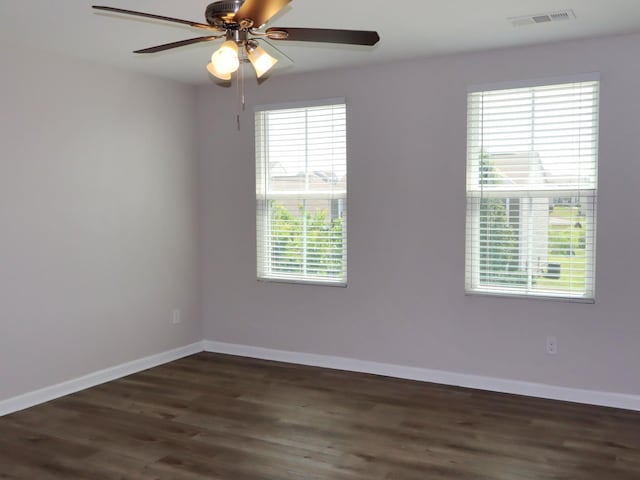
536;252;586;292
534;205;587;293
550;205;582;219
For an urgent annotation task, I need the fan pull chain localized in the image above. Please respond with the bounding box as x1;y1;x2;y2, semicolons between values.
236;54;247;131
236;66;241;131
242;58;246;111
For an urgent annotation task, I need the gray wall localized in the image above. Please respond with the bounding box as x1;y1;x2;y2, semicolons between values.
0;45;201;401
198;33;640;396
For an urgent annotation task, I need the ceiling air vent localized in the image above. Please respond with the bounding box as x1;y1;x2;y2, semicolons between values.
509;9;576;27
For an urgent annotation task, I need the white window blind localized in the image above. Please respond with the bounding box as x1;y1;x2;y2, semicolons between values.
256;100;347;285
466;78;599;301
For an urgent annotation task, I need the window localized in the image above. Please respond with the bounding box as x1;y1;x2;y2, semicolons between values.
466;77;599;301
256;100;347;285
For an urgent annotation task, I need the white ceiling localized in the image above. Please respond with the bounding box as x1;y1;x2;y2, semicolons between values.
1;1;640;85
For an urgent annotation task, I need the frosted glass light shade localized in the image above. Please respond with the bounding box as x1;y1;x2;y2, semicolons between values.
207;62;232;80
211;40;240;75
247;45;278;78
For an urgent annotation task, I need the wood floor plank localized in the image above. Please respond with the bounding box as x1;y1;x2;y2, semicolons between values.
1;352;639;479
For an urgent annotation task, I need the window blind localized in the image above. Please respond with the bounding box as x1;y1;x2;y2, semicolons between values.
465;78;599;301
256;101;347;285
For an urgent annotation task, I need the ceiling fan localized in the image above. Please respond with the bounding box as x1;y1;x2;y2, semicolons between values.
93;0;380;80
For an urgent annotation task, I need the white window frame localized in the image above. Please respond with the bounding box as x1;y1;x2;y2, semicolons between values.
465;75;600;302
255;98;347;286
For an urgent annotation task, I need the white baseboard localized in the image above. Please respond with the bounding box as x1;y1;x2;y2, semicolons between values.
4;339;637;416
203;340;640;412
0;342;204;417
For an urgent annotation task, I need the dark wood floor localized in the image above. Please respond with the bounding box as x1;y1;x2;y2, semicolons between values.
1;353;639;479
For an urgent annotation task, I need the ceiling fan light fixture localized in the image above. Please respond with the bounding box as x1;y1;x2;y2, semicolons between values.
211;39;240;74
246;44;278;78
207;62;232;80
93;2;380;84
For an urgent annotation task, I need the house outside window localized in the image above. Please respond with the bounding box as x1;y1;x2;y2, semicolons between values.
465;76;599;301
255;100;347;285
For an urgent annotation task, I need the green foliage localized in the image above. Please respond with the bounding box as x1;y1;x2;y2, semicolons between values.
270;201;344;278
478;155;527;286
479;199;527;286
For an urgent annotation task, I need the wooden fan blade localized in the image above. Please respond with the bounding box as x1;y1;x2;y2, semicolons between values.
266;27;380;46
134;36;221;54
234;0;291;28
92;6;218;30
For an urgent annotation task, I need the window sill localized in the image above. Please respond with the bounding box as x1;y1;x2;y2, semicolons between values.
465;288;594;304
258;277;347;288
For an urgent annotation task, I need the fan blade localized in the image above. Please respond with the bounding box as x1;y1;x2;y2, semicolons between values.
134;36;221;54
92;5;217;30
234;0;291;28
266;27;380;46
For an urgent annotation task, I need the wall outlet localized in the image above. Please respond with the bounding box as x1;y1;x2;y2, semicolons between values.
546;336;558;355
171;309;181;325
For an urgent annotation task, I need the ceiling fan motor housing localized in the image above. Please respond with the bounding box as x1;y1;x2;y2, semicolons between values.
205;0;245;28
